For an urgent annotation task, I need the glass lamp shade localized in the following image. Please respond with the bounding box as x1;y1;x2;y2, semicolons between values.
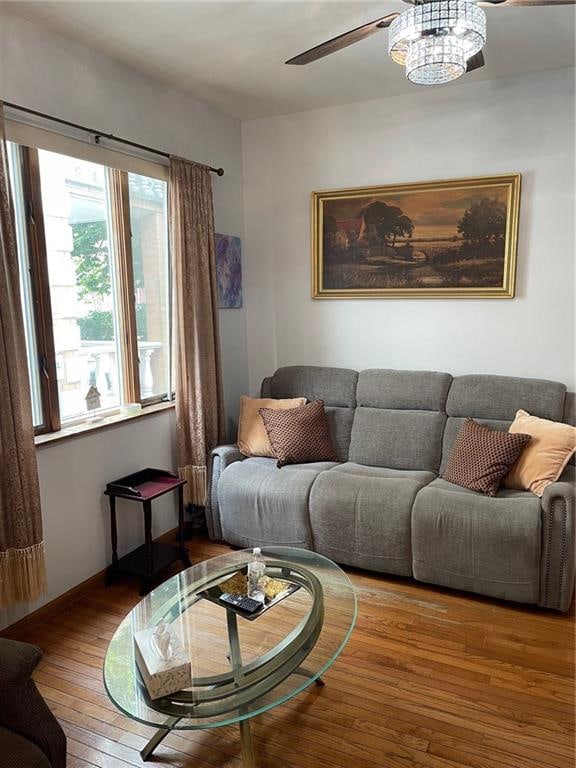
406;37;467;85
389;0;486;69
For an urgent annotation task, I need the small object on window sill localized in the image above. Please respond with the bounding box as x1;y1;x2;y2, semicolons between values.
85;385;103;423
121;403;142;417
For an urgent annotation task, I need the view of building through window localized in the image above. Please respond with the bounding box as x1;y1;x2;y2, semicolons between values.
128;172;171;400
38;149;124;420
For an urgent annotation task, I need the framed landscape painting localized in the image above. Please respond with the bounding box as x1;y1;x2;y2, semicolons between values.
312;174;521;299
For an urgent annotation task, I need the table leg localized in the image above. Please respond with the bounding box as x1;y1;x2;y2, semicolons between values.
105;496;118;587
110;496;118;565
177;485;191;567
239;718;256;768
294;666;325;687
227;611;257;767
227;610;242;671
142;500;153;595
140;715;181;761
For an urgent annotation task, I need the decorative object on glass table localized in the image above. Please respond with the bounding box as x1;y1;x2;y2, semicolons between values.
150;620;173;661
215;233;242;309
85;385;102;422
197;566;301;621
134;622;192;699
247;547;266;602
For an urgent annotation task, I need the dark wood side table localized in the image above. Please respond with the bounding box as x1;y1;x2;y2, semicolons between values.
104;468;191;595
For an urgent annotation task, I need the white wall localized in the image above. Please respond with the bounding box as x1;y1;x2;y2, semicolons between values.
0;11;248;628
0;10;248;431
242;68;575;393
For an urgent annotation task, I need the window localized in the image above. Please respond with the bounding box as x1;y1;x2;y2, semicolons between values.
127;173;171;401
7;141;172;434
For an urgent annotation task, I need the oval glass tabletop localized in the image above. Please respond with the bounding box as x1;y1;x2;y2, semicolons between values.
104;546;357;731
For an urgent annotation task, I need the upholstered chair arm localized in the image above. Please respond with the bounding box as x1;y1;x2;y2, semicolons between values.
0;638;41;685
539;466;575;612
0;639;67;768
206;445;247;541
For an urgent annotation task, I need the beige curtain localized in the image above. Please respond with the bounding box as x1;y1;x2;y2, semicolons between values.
0;103;47;608
169;157;225;506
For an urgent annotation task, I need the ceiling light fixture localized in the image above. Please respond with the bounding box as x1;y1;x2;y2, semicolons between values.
388;0;487;85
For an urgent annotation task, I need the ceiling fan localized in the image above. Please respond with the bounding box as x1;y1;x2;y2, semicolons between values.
286;0;575;86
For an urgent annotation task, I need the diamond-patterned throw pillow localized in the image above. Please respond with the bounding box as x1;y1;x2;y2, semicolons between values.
259;400;339;468
443;418;531;496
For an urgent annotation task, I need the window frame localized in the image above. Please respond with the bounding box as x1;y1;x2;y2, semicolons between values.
11;142;172;435
20;146;61;434
110;169;141;406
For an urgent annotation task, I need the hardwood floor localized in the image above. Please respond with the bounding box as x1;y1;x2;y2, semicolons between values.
20;538;575;768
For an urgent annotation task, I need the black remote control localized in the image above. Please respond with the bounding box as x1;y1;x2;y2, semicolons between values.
219;593;262;613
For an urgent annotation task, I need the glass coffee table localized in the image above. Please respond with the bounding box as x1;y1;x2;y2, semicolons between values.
104;546;357;766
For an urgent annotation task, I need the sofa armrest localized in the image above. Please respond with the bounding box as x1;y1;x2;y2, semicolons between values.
539;467;575;611
206;445;246;540
0;639;41;685
0;639;67;768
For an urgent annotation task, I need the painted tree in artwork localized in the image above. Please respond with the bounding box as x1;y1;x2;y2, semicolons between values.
361;201;414;248
458;197;507;249
323;214;338;252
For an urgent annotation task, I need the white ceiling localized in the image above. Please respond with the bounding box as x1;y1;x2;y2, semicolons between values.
4;0;575;120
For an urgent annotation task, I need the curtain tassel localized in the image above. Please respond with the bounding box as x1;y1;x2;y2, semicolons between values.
178;465;207;507
0;541;48;608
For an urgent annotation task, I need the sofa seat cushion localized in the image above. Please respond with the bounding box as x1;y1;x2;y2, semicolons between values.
0;727;51;768
218;457;337;548
309;462;436;576
412;478;542;604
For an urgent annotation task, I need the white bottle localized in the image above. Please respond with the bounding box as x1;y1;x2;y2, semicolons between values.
247;547;266;603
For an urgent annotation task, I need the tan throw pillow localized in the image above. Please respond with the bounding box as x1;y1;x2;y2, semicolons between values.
259;400;339;468
442;419;531;497
505;409;576;497
237;396;306;457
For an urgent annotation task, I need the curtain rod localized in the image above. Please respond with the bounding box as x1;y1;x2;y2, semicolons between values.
3;101;225;177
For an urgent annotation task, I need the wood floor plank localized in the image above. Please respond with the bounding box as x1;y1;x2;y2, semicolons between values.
18;537;574;768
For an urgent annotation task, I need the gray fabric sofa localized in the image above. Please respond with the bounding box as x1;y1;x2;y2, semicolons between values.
207;366;575;612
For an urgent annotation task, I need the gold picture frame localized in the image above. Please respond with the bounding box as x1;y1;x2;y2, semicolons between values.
312;174;521;299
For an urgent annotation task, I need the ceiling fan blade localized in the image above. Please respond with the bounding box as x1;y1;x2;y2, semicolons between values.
285;13;399;65
466;51;485;72
479;0;574;5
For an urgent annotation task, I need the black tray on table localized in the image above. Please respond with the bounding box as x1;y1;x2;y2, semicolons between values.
105;468;184;501
197;567;301;621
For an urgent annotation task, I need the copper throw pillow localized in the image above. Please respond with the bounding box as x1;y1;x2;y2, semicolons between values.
259;400;339;468
443;419;531;497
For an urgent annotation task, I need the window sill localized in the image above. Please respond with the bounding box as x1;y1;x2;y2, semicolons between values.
35;401;175;448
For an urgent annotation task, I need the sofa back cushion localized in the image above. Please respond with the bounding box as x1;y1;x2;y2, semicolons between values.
441;374;567;473
349;369;452;472
260;366;569;474
261;366;358;461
